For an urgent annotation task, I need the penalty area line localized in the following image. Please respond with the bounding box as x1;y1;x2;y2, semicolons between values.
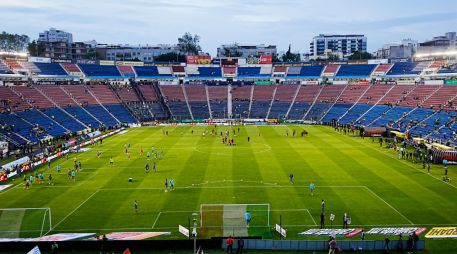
363;186;414;225
151;212;162;229
46;189;100;234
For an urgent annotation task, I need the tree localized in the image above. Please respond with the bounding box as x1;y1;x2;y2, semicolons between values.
177;32;201;55
327;53;340;61
84;48;99;60
348;51;373;60
281;44;301;62
0;31;29;52
27;40;45;57
154;52;186;63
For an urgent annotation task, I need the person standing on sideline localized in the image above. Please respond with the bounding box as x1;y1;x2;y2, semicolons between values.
289;173;294;184
328;237;337;254
134;200;138;213
321;199;325;213
320;212;325;229
245;211;251;228
164;178;168;192
236;238;244;254
310;182;315;196
226;235;234;254
145;162;150;173
343;212;349;229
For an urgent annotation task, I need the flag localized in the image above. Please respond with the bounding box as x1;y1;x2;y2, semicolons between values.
123;248;131;254
26;246;41;254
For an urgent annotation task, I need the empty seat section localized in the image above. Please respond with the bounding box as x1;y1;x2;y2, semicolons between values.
336;64;376;77
160;85;191;119
37;85;77;107
370;107;413;127
386;62;420;76
34;63;68;76
232;85;252;118
422;86;457;109
11;86;54;109
114;86;140;102
250;86;275;118
79;64;121;78
207;86;227;118
372;64;393;75
305;85;345;121
118;66;135;77
42;107;86;132
185;85;209;119
269;85;296;119
89;85;121;104
104;104;136;123
62;85;99;106
65;106;101;128
17;109;67;137
288;85;320;119
0;87;29;112
322;65;340;76
398;85;440;107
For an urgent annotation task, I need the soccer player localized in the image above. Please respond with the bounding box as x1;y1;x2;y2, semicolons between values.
140;147;144;156
321;199;325;213
147;151;150;160
169;179;174;190
127;151;131;160
48;174;53;185
247;136;250;142
245;211;251;228
153;162;156;172
145;162;150;173
164;178;168;192
310;182;315;196
56;165;61;173
71;170;76;182
343;212;349;229
109;157;114;166
78;161;82;171
25;179;30;189
134;200;138;213
289;173;294;184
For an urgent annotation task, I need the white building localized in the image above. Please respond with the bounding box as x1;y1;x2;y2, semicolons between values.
99;44;180;62
217;43;277;57
309;34;367;60
38;28;73;43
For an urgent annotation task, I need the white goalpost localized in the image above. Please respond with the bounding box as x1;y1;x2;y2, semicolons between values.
200;204;270;237
0;207;51;238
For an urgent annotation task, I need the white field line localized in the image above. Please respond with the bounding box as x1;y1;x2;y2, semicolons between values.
306;209;317;226
12;222;457;233
340;131;457;190
99;185;367;191
47;189;100;234
363;186;414;225
0;183;23;195
151;212;162;229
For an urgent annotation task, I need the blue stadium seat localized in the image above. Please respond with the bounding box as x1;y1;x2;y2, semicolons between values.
78;64;121;78
34;63;68;76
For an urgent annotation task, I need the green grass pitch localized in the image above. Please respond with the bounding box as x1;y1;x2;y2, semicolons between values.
0;125;456;251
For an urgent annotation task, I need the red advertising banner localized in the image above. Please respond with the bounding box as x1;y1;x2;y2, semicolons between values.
186;55;211;65
259;55;273;64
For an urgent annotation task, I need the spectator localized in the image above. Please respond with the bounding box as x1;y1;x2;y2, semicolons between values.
226;235;234;254
328;237;337;254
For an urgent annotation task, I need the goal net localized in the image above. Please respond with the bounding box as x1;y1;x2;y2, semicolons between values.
0;208;51;238
200;204;270;238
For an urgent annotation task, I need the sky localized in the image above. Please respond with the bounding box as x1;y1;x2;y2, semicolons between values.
0;0;456;55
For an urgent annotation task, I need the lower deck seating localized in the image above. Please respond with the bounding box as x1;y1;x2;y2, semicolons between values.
104;104;136;124
288;102;311;120
321;104;352;123
168;102;192;119
189;102;210;119
64;106;101;128
42;107;86;132
16;109;67;137
84;105;119;127
233;101;250;118
268;102;291;119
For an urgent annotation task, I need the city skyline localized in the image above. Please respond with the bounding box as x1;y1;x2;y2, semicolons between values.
1;0;456;55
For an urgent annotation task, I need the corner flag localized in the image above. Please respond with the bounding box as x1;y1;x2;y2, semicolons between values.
123;248;131;254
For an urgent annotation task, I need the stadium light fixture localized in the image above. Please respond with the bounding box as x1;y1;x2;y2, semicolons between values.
0;51;28;57
414;50;457;59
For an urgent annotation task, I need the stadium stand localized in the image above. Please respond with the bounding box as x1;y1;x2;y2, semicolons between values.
0;60;13;74
386;62;420;76
160;85;192;119
61;63;83;76
306;85;346;121
288;85;321;120
335;64;377;77
34;63;68;76
250;85;275;118
184;85;210;119
207;86;228;118
232;84;253;118
322;64;340;76
372;64;393;76
268;85;297;119
117;65;136;77
78;64;121;78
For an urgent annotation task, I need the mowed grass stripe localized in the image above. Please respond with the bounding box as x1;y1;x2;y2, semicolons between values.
325;128;457;224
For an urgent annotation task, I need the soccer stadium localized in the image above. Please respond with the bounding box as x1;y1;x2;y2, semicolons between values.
1;1;457;253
